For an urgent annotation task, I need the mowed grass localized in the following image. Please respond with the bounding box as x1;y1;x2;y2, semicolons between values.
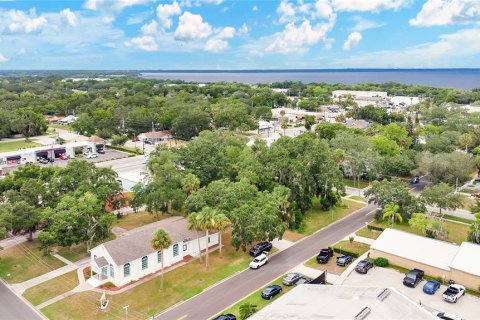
349;195;368;202
41;232;251;320
56;244;88;263
342;177;370;189
304;252;353;276
114;211;172;231
221;276;294;319
333;241;370;256
283;199;366;242
0;240;65;283
369;219;470;245
0;140;41;152
355;226;383;240
23;270;79;306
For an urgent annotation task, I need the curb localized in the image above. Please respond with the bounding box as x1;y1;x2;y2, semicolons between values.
0;279;47;320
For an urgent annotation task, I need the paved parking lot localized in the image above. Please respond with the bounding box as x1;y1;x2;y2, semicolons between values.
36;149;128;168
344;267;480;320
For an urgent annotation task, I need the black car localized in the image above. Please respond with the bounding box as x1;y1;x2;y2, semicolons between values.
316;248;334;263
336;255;353;267
212;314;236;320
261;285;282;300
410;176;420;184
403;268;424;288
249;241;273;257
355;260;373;274
295;276;313;285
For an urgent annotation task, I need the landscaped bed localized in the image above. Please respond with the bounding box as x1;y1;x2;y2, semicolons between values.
41;232;251;320
283;199;366;242
0;240;66;283
23;270;79;306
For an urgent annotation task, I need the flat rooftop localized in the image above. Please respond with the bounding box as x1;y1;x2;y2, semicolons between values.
250;285;435;320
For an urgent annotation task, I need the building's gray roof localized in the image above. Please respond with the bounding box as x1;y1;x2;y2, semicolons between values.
250;285;436;320
94;256;109;268
346;119;370;129
101;216;203;266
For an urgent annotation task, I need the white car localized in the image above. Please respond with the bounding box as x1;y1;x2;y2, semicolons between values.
433;312;463;320
442;284;465;303
249;253;268;269
85;153;99;159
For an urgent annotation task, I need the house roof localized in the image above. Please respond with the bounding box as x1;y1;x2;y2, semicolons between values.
101;216;204;266
346;119;370;129
94;256;109;268
140;131;171;139
371;229;459;271
450;242;480;276
87;136;105;143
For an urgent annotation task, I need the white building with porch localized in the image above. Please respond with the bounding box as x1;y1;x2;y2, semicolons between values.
88;216;219;288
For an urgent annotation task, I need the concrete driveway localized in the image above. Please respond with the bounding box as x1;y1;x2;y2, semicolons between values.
344;267;480;320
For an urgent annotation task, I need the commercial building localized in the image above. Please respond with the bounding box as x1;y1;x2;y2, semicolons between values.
138;130;172;144
332;90;389;107
88;216;219;288
250;285;435;320
370;229;480;289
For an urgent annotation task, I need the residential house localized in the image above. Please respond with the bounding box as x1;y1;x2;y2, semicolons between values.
58;115;77;125
88;216;219;287
138;130;172;144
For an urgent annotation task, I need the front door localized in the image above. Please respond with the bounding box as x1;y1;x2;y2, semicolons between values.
101;266;107;277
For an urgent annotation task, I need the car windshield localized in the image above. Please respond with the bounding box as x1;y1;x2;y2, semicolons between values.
285;274;295;280
448;287;459;294
425;281;435;288
320;249;329;254
406;272;416;279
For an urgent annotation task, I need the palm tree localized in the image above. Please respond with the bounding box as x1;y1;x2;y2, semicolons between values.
187;212;203;264
197;207;217;269
213;214;231;258
459;133;473;152
239;302;258;320
151;229;172;290
182;173;200;197
281;119;288;136
382;203;402;226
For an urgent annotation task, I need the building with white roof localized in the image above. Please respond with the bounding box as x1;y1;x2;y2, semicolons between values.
370;228;480;289
250;285;435;320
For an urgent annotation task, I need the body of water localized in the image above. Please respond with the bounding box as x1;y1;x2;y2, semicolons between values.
141;69;480;90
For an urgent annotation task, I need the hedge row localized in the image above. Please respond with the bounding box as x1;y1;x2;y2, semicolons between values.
367;225;385;232
332;247;360;258
107;145;144;155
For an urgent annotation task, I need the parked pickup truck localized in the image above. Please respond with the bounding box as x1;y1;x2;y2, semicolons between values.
403;268;424;288
442;284;465;303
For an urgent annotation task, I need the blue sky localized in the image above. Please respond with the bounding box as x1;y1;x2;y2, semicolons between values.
0;0;479;69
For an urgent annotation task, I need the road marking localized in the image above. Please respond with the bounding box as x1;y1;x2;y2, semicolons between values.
175;316;187;320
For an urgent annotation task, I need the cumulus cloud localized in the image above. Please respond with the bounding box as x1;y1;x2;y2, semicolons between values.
60;8;78;27
239;23;248;35
0;53;8;62
101;15;115;24
277;0;297;23
156;1;181;29
141;20;158;35
410;0;480;26
84;0;152;12
314;0;335;18
204;38;228;52
266;19;335;54
174;12;212;41
332;28;480;67
4;9;48;34
343;31;362;50
124;35;158;51
333;0;409;12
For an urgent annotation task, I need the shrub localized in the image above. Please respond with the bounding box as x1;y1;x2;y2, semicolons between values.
349;236;354;243
374;257;389;267
367;224;385;232
332;247;359;258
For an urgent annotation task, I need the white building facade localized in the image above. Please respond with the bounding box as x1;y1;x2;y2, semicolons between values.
88;216;219;287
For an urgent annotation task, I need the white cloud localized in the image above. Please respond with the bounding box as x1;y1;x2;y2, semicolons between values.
60;8;78;27
277;1;297;23
141;20;158;35
350;16;384;31
266;19;335;54
332;28;480;67
101;15;115;24
252;5;258;11
333;0;409;12
239;23;248;35
4;9;48;34
314;0;334;18
410;0;480;26
174;12;212;41
84;0;152;12
0;53;8;62
156;1;181;29
215;26;235;39
205;38;228;52
124;35;158;51
343;31;362;50
180;0;223;7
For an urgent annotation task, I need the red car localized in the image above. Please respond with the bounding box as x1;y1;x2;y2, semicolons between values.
59;154;69;160
131;137;140;142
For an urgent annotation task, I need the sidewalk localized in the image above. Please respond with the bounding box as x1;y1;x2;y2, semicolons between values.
426;205;474;220
0;232;38;249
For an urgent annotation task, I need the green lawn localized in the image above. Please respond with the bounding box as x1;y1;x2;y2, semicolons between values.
355;226;382;240
369;219;470;245
304;253;352;276
459;194;476;211
0;140;41;152
283;199;366;242
349;195;367;202
114;212;172;231
220;276;294;319
56;244;88;263
49;124;73;131
342;177;370;189
443;214;474;225
0;240;66;283
333;240;370;256
41;232;252;320
23;270;79;306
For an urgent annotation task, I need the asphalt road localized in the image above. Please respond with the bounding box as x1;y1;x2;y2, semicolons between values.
0;280;43;320
155;203;377;320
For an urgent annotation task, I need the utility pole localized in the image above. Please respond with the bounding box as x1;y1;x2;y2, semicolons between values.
123;305;129;320
121;118;125;135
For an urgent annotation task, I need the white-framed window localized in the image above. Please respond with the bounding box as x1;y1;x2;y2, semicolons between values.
142;256;148;270
124;263;130;277
183;243;187;251
157;251;162;263
208;237;210;243
173;244;179;257
110;264;114;277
